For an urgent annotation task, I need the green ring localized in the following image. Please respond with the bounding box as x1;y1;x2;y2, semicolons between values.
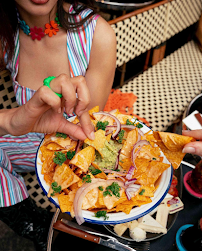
43;76;63;98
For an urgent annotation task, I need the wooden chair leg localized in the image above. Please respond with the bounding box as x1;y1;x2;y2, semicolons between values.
152;43;167;66
152;45;161;65
144;49;151;71
120;63;126;87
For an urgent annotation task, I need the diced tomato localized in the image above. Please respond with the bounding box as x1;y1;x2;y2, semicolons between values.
168;186;178;197
171;175;178;186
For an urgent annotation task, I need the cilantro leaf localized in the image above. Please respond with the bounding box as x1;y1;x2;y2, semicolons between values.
139;189;145;195
89;166;102;175
56;132;67;139
66;150;75;160
126;119;136;125
53;152;67;166
96;121;109;131
117;129;125;143
126;119;143;129
82;174;92;183
103;182;121;198
51;181;62;196
98;186;103;191
94;210;109;220
136;123;143;128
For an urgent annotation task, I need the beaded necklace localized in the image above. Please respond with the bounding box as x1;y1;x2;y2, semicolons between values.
18;13;61;41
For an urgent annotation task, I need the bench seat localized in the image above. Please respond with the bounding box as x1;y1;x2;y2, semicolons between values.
119;40;202;131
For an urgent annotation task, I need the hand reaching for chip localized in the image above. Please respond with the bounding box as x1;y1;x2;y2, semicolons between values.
182;129;202;156
3;74;95;141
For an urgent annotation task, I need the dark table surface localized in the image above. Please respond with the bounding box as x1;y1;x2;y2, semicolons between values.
52;161;202;251
150;163;202;251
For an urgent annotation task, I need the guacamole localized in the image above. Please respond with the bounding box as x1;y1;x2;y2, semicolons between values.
93;140;122;170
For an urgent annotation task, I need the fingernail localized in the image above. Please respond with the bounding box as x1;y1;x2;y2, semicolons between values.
69;107;74;114
58;107;61;113
89;131;95;140
182;146;196;154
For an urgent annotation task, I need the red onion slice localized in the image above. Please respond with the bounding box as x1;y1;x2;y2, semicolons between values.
137;129;144;142
73;179;125;225
126;165;136;180
105;125;117;136
121;124;144;142
125;184;141;200
121;125;137;130
126;140;150;180
93;111;121;139
131;140;150;167
125;178;137;186
73;179;100;225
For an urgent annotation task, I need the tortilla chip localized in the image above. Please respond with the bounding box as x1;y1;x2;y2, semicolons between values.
116;194;152;214
103;189;125;210
44;133;77;150
119;157;133;171
44;171;54;185
58;190;77;214
82;188;99;210
58;193;72;213
69;146;95;172
156;132;195;151
45;142;61;151
41;155;56;174
138;184;156;197
40;145;55;160
84;130;107;157
48;163;80;197
98;189;106;208
134;160;170;185
115;201;134;214
138;144;161;161
88;106;99;116
153;132;195;169
91;163;107;179
134;158;151;176
116;114;134;124
121;128;138;157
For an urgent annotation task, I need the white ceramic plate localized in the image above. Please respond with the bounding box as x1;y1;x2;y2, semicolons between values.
35;118;173;225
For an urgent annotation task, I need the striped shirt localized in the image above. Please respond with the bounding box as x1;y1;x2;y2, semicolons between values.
0;6;99;207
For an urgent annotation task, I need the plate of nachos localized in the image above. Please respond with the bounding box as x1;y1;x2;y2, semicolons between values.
35;106;195;225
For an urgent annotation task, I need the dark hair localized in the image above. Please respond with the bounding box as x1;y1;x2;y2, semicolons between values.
58;0;96;30
0;0;96;67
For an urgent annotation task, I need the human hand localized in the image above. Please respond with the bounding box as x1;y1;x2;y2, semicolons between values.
182;130;202;156
6;74;95;140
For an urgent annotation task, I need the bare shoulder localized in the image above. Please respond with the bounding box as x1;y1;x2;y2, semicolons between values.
93;16;116;52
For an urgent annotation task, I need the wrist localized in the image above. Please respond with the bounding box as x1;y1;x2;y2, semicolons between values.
0;108;17;136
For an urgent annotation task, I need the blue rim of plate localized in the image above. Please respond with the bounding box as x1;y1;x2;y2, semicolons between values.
35;120;173;225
